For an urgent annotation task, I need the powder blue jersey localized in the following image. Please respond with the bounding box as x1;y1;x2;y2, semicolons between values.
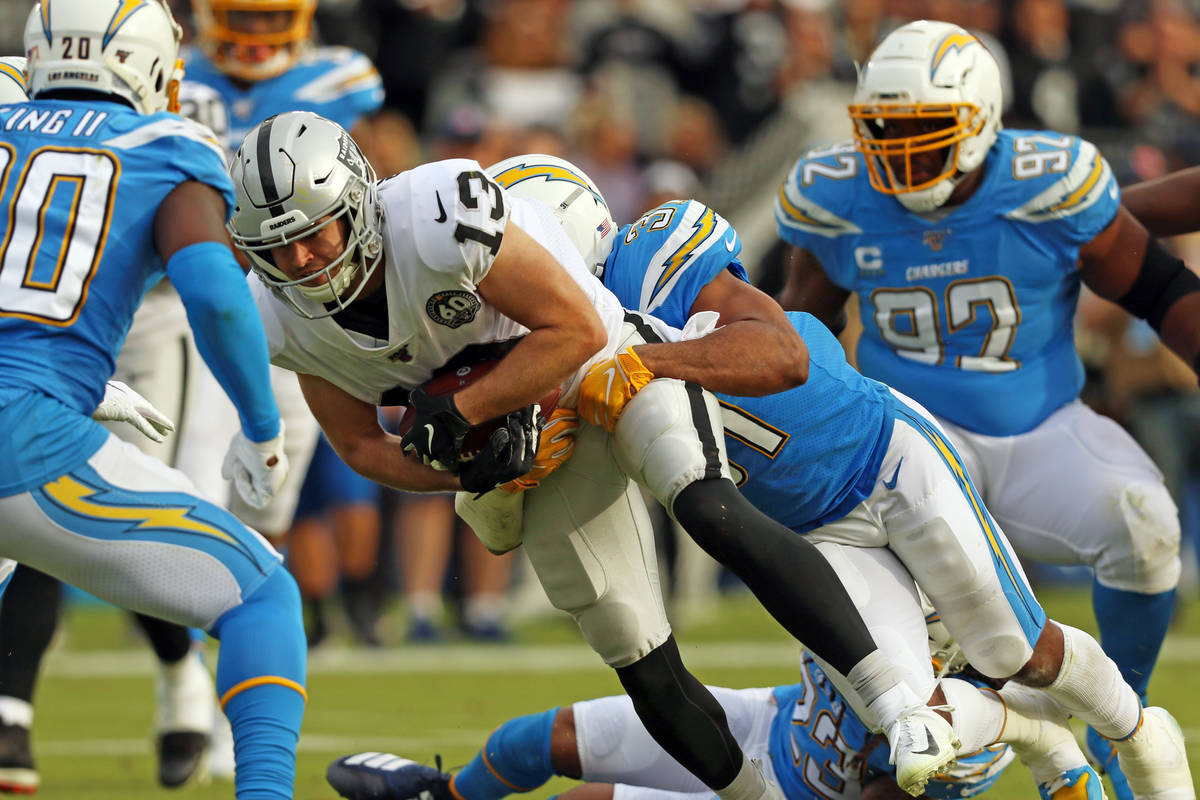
776;130;1120;436
602;206;894;532
182;46;383;148
0;99;234;492
771;656;1013;800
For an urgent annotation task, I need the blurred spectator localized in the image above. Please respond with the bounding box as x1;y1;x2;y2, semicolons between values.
778;0;857;148
429;101;515;166
660;95;729;183
1005;0;1080;131
354;108;422;178
571;82;648;223
643;159;704;210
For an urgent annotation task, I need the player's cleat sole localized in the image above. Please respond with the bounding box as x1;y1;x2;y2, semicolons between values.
1116;706;1194;800
327;752;453;800
157;731;210;788
0;722;38;795
1038;765;1107;800
154;654;216;788
889;705;960;796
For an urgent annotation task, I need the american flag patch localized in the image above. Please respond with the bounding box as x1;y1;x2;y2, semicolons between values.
597;218;611;236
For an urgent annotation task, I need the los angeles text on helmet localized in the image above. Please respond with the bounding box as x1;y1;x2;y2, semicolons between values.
48;70;98;83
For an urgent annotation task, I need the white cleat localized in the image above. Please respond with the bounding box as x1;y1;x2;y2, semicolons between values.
888;705;960;796
1115;707;1194;800
154;653;215;788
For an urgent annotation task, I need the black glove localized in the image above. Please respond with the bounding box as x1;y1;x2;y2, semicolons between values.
458;404;540;494
400;388;472;471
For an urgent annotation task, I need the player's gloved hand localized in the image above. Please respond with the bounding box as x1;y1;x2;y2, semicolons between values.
458;404;539;494
92;380;176;443
501;408;579;493
577;347;654;432
222;420;289;510
401;388;472;471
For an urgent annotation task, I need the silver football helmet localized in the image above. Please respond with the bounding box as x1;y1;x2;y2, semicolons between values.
486;154;617;278
0;57;28;104
228;111;383;319
849;20;1003;212
24;0;184;114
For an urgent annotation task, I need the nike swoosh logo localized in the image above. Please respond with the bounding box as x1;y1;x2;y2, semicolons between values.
882;457;903;490
434;191;447;223
914;725;941;756
724;232;736;251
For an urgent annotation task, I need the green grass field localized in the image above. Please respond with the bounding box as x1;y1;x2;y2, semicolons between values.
28;586;1200;799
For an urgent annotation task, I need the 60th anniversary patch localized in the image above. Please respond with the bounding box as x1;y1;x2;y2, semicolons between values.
426;290;480;328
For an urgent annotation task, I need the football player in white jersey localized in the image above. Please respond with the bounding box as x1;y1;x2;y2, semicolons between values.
228;110;981;800
775;21;1200;800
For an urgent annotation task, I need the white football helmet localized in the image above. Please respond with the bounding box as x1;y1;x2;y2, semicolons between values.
228;111;383;319
24;0;184;115
486;154;617;278
0;57;27;104
849;20;1002;212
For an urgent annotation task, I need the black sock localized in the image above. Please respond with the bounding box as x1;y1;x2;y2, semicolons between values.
0;566;63;703
615;636;742;790
673;478;877;675
132;614;193;665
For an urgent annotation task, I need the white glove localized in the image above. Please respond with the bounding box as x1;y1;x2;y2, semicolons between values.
222;420;288;510
92;380;176;443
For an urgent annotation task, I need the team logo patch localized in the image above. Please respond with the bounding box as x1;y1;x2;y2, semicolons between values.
426;290;480;329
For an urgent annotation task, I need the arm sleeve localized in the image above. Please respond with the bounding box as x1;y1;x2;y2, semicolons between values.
167;241;281;442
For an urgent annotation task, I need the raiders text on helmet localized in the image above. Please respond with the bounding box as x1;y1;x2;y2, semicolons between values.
486;154;617;278
24;0;184;115
849;20;1003;212
228;111;383;319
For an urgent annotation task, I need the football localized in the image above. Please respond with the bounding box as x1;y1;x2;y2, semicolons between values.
397;358;562;460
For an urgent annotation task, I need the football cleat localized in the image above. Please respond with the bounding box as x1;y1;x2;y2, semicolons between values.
1114;707;1195;800
888;705;960;796
1039;765;1107;800
1086;726;1132;800
154;653;215;788
0;722;38;794
327;753;453;800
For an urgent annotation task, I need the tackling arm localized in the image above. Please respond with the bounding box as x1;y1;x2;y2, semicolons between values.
456;221;608;424
777;244;852;333
1121;166;1200;238
1079;206;1200;379
297;373;460;493
630;270;810;395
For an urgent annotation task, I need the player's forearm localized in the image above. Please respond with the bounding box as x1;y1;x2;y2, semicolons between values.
1160;293;1200;377
168;241;280;441
455;324;605;424
633;321;809;396
336;431;461;493
1123;166;1200;238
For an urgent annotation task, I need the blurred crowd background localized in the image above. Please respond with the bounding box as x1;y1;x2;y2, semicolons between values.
2;0;1197;646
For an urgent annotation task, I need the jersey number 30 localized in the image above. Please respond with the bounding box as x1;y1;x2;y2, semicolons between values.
0;146;118;326
871;276;1021;372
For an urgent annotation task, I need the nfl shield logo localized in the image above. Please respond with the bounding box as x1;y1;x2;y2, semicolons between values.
923;230;948;251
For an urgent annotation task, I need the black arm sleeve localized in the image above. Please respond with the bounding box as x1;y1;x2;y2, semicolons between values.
1116;237;1200;331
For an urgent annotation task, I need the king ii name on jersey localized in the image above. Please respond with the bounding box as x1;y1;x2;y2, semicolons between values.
775;130;1120;436
0;99;233;493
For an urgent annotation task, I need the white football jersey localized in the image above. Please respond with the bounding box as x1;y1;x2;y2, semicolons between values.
253;158;627;407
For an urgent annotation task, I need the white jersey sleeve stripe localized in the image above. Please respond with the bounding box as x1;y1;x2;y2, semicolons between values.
1005;141;1114;224
775;170;862;239
101;118;226;162
293;58;382;105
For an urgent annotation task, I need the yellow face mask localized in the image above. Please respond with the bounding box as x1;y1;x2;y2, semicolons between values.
848;100;985;196
192;0;316;82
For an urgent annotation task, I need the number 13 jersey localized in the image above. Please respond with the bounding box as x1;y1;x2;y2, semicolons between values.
775;129;1120;436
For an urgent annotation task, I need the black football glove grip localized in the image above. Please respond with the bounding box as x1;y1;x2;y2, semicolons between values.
401;388;472;471
458;404;541;494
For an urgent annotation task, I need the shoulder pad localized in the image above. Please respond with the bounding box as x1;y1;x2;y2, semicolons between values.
100;115;225;163
1003;136;1117;224
292;48;382;107
775;141;864;240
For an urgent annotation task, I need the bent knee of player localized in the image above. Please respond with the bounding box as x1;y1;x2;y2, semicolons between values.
572;600;671;668
1094;481;1181;595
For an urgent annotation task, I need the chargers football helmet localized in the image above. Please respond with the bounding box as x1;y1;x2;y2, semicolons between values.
849;20;1002;212
24;0;183;115
0;57;27;104
486;154;617;279
192;0;316;83
228;111;383;319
